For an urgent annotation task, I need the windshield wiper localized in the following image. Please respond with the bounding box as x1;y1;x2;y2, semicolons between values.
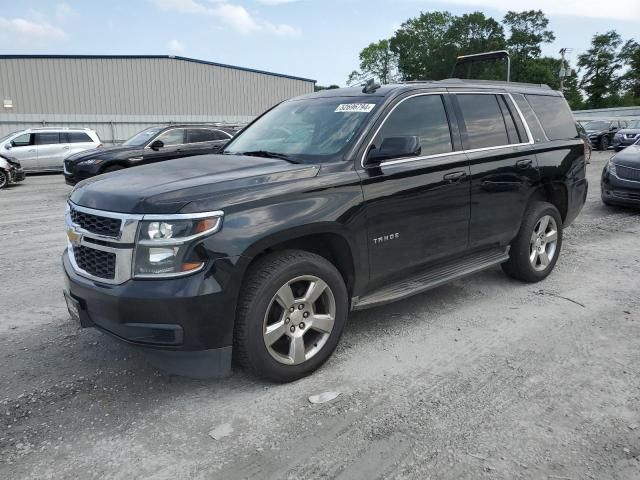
237;150;301;164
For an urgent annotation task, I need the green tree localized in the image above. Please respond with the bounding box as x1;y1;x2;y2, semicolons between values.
618;39;640;102
578;30;623;108
503;10;555;83
389;11;454;81
389;11;506;81
347;39;398;85
562;67;584;110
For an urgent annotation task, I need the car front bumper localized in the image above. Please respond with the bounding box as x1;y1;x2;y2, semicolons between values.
601;169;640;207
62;250;247;377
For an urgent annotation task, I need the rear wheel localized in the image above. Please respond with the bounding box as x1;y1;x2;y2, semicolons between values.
502;202;563;282
600;136;609;151
234;250;348;382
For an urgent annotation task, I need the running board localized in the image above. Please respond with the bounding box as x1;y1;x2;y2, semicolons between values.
351;247;510;311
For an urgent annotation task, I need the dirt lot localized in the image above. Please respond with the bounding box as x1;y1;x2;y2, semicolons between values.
1;151;639;479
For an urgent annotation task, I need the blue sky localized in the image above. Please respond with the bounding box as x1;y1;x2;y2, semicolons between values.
0;0;638;86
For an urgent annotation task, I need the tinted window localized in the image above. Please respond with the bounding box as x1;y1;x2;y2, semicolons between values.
457;94;509;149
66;132;93;143
187;129;229;143
376;94;452;157
525;95;578;140
512;94;546;142
12;133;34;147
156;128;185;146
35;132;61;145
496;96;521;144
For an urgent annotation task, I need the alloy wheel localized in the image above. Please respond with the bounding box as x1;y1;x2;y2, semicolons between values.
0;171;7;189
529;215;558;271
262;275;336;365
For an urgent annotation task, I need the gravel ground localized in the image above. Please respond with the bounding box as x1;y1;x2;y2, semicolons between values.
1;151;639;479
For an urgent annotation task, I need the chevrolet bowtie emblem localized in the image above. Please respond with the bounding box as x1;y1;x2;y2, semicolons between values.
67;228;82;245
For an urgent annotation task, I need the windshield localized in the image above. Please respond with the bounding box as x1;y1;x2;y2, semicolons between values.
223;97;382;163
123;126;165;147
627;120;640;129
584;121;610;130
0;130;21;144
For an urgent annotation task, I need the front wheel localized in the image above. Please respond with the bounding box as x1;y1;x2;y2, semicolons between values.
234;250;348;382
502;202;563;283
600;136;609;151
0;170;7;189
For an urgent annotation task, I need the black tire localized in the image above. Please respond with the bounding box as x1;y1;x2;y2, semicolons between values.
501;202;563;283
599;136;609;151
0;170;7;189
234;250;348;382
103;165;125;173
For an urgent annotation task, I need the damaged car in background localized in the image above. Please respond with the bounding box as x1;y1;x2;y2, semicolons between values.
0;154;26;190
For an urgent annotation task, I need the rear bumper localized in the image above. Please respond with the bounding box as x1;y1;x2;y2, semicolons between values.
564;177;589;226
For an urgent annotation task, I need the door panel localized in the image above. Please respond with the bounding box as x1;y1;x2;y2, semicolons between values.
35;132;68;170
361;155;471;285
8;133;37;170
359;93;470;287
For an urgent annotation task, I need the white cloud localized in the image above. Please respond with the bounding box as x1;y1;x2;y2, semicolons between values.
256;0;303;5
443;0;640;21
0;17;66;45
55;3;77;22
168;39;186;54
151;0;301;36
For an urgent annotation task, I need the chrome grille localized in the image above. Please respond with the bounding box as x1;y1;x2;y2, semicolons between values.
70;206;122;237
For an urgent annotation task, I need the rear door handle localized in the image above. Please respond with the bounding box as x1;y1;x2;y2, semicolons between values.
443;171;467;183
516;159;533;169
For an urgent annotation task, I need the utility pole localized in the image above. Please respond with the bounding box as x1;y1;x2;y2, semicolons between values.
559;48;567;92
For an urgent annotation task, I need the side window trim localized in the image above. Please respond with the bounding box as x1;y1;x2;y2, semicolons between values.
359;92;457;168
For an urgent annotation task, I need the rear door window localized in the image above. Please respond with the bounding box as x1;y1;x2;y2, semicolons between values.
35;132;61;145
376;94;453;158
187;129;229;143
524;95;578;140
456;94;509;149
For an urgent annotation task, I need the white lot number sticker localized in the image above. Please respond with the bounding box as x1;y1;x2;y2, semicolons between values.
335;103;376;113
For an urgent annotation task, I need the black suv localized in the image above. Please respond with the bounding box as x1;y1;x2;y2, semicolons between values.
63;80;587;381
63;124;238;185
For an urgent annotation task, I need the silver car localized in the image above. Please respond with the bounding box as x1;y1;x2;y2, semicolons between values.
0;127;102;172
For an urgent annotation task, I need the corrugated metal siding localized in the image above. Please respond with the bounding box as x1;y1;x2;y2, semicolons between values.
0;57;315;142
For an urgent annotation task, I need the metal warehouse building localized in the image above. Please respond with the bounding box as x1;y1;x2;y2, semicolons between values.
0;55;316;144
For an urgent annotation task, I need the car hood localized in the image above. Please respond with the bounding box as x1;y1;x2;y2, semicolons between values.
616;128;640;135
69;154;321;214
612;145;640;167
585;129;607;135
66;145;143;162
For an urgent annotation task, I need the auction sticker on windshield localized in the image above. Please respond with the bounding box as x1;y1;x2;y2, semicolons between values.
335;104;376;113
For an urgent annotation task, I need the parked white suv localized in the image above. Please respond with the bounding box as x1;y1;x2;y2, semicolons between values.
0;127;102;172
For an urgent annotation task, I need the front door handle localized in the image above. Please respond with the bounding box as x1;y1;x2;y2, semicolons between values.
444;171;467;183
62;145;70;150
516;159;533;169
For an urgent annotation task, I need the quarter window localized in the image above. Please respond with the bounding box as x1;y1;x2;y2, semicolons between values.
187;129;229;143
66;132;93;143
375;94;452;158
457;94;509;149
524;95;578;141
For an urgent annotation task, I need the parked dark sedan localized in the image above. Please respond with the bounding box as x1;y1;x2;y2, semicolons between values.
63;124;239;185
602;138;640;207
613;120;640;151
584;119;627;151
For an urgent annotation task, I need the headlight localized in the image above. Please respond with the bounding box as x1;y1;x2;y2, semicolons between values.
133;213;223;277
607;160;617;177
78;159;103;165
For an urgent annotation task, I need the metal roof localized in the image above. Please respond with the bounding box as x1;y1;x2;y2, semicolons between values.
0;54;316;84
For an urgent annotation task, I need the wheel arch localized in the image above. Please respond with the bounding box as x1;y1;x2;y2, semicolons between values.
526;181;568;223
240;224;358;297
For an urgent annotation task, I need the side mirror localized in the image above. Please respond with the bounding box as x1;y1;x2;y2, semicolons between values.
149;139;164;151
366;136;421;165
5;143;12;150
